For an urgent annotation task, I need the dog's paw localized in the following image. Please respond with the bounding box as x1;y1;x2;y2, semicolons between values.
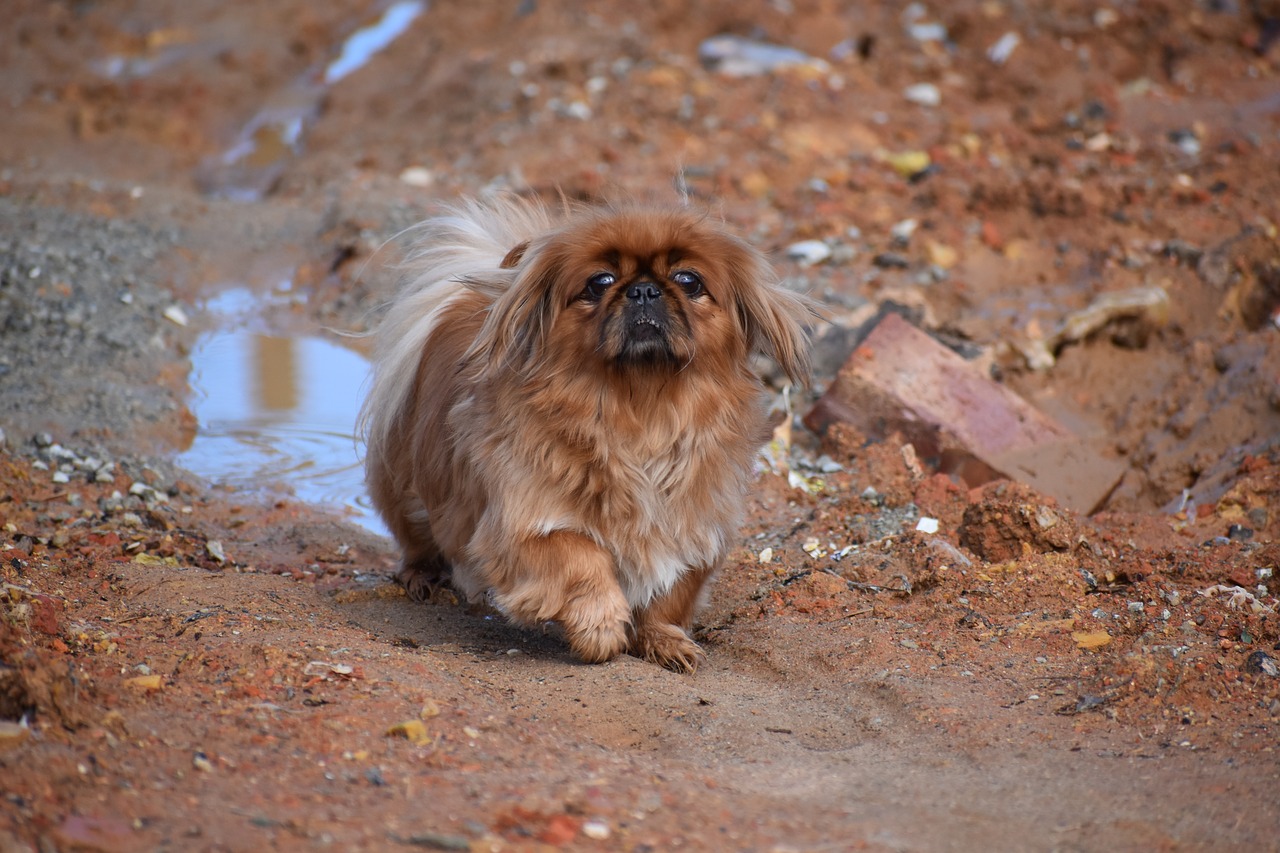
396;554;451;603
632;622;705;674
561;593;631;664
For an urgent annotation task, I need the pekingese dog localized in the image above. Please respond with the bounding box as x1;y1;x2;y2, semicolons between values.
360;195;811;672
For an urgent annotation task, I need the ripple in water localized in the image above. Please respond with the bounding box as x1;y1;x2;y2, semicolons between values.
180;318;385;535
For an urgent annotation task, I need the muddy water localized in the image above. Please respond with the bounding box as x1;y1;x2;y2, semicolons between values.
197;0;427;200
179;1;430;529
178;286;385;533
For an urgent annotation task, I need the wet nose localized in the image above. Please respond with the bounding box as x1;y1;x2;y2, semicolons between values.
627;282;661;304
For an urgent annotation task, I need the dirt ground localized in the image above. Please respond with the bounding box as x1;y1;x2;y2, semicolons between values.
2;1;1279;850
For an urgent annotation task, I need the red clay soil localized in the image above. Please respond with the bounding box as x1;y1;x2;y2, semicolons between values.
2;0;1279;850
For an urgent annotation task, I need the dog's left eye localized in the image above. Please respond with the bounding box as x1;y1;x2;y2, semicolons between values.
672;270;704;297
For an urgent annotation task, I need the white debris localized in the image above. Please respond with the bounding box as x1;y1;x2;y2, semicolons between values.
785;239;832;267
162;305;189;327
398;166;434;187
904;82;941;107
987;32;1021;65
915;517;939;534
698;34;830;77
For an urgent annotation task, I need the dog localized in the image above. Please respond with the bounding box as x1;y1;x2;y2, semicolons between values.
360;195;811;671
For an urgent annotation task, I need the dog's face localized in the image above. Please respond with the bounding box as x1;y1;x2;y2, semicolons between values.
472;207;811;386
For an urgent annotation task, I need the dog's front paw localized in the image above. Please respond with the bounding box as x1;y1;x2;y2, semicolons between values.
631;622;705;674
561;592;631;664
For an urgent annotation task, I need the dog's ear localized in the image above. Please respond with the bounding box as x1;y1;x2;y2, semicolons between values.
464;246;561;377
499;240;529;269
725;242;816;387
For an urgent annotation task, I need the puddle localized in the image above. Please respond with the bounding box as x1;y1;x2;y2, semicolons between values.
197;0;427;201
324;0;425;85
179;286;386;534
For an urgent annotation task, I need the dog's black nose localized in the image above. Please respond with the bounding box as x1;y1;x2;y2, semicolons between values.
627;282;661;304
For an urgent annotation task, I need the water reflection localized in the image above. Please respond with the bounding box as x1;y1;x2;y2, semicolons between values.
180;326;385;534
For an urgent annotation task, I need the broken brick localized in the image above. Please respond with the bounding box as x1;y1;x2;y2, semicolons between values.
804;313;1124;513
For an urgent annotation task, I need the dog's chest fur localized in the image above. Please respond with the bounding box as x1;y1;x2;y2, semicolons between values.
479;384;756;608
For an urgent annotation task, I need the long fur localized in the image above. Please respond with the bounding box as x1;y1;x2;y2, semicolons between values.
360;195;812;672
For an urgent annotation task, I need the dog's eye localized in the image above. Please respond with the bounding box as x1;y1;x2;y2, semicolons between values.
584;272;616;300
672;270;704;297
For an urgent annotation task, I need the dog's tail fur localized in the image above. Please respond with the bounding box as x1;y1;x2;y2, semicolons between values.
357;195;554;454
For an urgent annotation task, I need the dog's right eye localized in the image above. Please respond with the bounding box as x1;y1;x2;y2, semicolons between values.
584;272;616;300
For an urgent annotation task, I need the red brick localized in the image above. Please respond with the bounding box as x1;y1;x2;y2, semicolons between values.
805;313;1124;513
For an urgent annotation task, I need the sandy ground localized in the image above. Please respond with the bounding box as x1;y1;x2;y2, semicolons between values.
2;1;1279;850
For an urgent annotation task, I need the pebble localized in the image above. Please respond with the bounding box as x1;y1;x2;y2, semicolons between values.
904;83;941;107
907;22;948;42
785;239;832;267
884;150;930;178
891;218;919;244
398;166;434;187
192;752;214;772
162;305;189;327
582;821;611;841
925;241;958;269
698;35;829;77
987;32;1021;65
1244;651;1278;678
206;540;227;564
872;252;910;269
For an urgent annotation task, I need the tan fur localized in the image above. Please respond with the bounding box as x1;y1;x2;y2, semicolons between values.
360;195;812;671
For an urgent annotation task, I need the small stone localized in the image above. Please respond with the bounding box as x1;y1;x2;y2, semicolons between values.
206;540;227;564
890;218;919;244
1127;601;1145;613
126;674;163;691
582;820;611;841
758;547;774;564
1226;525;1254;542
903;82;941;107
872;252;910;269
1244;651;1278;678
785;239;832;267
162;305;189;327
907;22;948;42
193;752;214;772
51;471;70;484
915;517;940;534
698;34;830;77
987;32;1021;65
1072;630;1112;651
386;720;431;745
925;241;958;269
884;150;931;178
398;166;434;187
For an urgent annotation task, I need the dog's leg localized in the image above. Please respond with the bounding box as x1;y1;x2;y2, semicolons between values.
488;531;631;664
630;565;714;673
395;551;452;602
